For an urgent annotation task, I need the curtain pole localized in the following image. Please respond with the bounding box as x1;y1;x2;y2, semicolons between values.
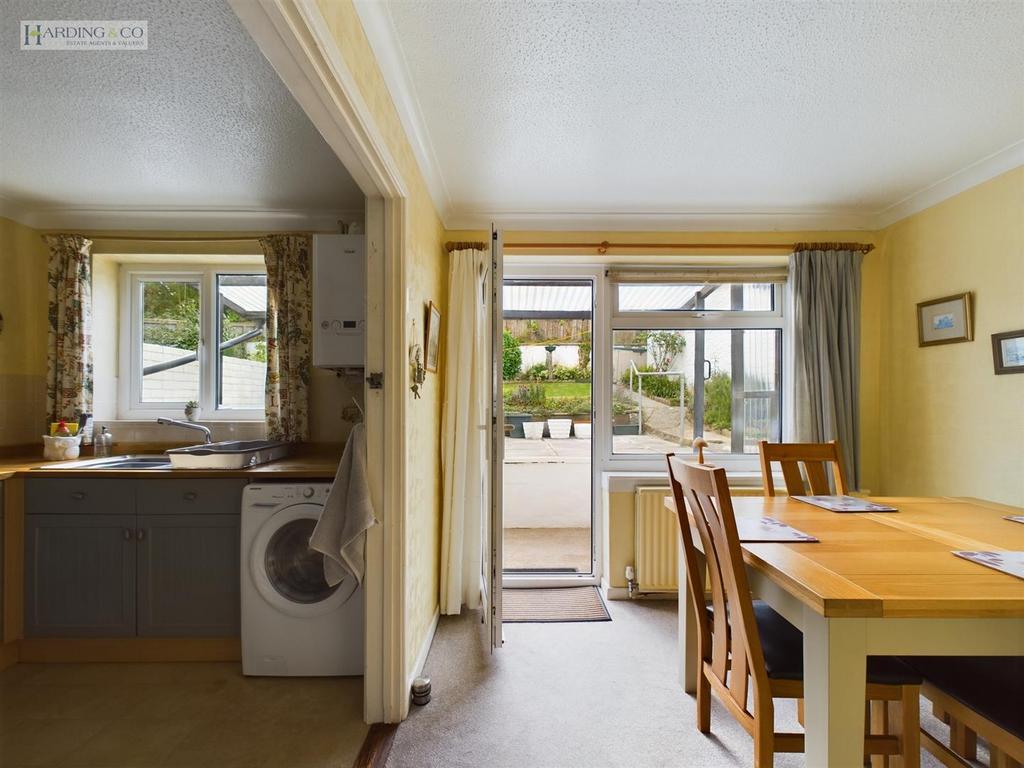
499;241;874;254
63;233;323;243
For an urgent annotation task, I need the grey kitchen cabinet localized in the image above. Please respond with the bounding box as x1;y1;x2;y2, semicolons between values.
138;479;248;517
26;478;135;515
25;478;246;638
24;514;137;637
137;514;241;636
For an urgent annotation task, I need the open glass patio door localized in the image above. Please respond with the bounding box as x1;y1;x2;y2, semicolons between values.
484;224;504;650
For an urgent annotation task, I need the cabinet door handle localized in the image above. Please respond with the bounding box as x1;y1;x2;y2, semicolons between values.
123;528;132;541
136;528;146;541
71;491;86;500
183;491;197;502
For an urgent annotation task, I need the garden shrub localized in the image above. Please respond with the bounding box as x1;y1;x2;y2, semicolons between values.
551;364;591;382
620;365;681;404
523;362;549;381
502;330;522;381
703;373;732;431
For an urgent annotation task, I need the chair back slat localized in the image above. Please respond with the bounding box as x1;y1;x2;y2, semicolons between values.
803;461;832;495
758;440;849;496
671;459;772;723
666;455;711;664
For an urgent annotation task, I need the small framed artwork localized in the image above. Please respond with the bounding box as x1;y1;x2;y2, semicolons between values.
424;301;442;373
917;292;973;347
992;329;1024;375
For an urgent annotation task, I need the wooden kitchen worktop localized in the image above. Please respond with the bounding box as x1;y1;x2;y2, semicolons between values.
0;442;343;481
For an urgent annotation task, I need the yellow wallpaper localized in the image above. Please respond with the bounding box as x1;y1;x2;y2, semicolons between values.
315;0;447;676
879;167;1024;506
0;217;48;446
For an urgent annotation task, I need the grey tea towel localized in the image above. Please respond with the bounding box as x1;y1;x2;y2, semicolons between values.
310;423;377;585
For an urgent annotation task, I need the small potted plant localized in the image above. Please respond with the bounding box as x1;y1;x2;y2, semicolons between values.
184;400;199;422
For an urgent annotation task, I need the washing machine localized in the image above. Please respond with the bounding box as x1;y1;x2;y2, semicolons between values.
241;483;363;676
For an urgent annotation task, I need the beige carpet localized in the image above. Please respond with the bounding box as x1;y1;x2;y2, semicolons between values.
503;587;611;623
388;600;956;768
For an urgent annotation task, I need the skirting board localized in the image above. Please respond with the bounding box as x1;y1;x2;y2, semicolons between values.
19;637;241;663
407;608;440;695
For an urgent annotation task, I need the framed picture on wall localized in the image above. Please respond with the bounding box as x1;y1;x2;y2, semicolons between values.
917;292;973;347
992;329;1024;374
424;301;442;373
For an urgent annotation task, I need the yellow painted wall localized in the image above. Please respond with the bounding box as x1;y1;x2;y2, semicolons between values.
315;0;447;677
0;217;48;446
879;167;1024;506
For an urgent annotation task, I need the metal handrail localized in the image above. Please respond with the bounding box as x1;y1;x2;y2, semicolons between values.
142;325;265;377
626;360;685;440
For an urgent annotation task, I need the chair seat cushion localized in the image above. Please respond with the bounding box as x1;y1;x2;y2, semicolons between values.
754;603;921;685
908;656;1024;739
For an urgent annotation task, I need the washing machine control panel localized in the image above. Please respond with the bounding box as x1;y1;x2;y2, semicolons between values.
244;483;333;506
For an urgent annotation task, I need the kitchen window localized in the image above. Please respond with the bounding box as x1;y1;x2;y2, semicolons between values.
119;267;267;420
608;277;785;459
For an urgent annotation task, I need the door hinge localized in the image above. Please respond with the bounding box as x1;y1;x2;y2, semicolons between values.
366;372;384;389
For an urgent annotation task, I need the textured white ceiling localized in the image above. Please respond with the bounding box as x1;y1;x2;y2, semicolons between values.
0;0;362;216
379;0;1024;224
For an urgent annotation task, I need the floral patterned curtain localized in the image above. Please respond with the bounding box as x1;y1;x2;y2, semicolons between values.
260;234;312;442
43;234;93;423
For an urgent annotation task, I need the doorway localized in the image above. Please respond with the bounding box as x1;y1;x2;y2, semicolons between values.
501;278;594;580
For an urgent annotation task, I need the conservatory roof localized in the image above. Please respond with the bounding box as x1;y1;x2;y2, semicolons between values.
502;282;707;314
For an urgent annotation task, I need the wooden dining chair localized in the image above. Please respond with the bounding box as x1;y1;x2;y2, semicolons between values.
666;455;922;768
911;656;1024;768
758;439;850;496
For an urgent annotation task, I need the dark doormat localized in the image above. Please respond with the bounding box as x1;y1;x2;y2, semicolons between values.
502;586;611;623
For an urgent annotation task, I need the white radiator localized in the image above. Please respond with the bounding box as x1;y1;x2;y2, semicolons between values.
634;486;679;593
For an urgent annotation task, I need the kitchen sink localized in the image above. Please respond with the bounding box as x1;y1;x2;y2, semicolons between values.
38;441;290;471
39;455;173;470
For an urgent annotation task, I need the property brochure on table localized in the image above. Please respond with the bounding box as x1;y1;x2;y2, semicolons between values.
953;551;1024;580
737;517;819;543
792;495;898;513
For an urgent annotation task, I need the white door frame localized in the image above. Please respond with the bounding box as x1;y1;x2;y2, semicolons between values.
501;262;606;590
229;0;409;723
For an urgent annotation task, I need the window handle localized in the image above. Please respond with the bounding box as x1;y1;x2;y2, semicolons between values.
123;528;132;541
136;528;146;542
183;491;197;502
71;491;86;501
704;360;712;381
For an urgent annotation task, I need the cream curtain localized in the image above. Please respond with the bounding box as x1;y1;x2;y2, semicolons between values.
260;234;313;442
43;234;93;423
790;247;863;488
440;247;488;615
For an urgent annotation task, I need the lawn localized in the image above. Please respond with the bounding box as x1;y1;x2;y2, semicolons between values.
502;381;591;398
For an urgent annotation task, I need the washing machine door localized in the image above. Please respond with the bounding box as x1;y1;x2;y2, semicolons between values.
250;502;358;618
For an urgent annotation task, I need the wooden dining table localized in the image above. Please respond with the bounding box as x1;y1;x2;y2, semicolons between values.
665;494;1024;767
